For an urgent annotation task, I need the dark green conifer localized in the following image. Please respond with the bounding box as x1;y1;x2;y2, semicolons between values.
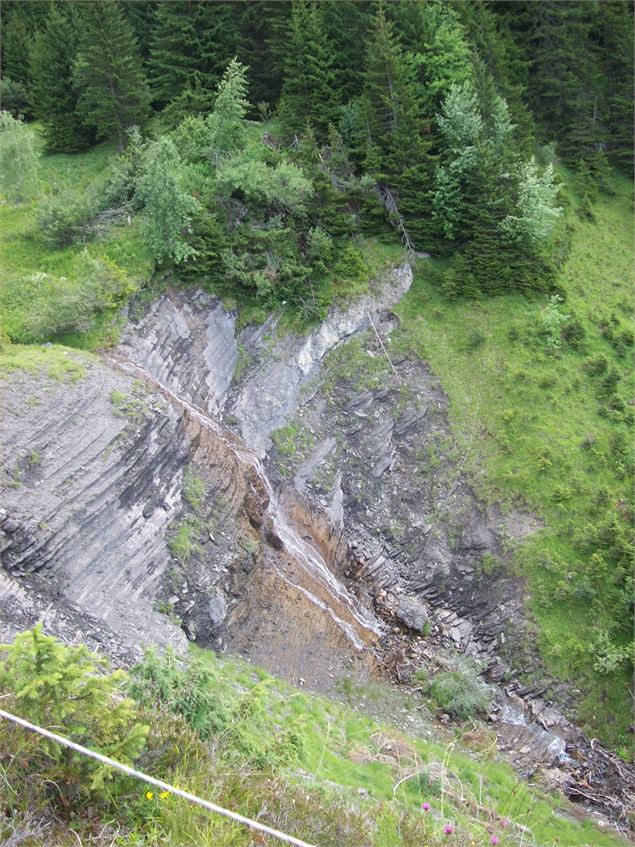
523;2;605;163
279;0;339;139
148;1;241;112
74;0;150;150
29;6;94;153
0;1;47;87
362;6;434;248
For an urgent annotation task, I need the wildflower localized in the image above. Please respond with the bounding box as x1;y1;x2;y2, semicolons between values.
490;837;500;846
160;790;170;799
421;802;431;812
500;818;509;829
145;791;154;800
443;823;454;835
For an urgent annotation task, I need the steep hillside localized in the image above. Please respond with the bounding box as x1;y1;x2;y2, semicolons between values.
393;174;634;752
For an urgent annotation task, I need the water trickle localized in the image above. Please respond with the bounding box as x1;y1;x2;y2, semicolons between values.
104;355;381;652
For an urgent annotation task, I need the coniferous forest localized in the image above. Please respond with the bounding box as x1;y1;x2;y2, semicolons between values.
1;0;633;308
0;2;634;846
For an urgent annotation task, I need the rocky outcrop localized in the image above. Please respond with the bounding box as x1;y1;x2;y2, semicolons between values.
120;263;413;457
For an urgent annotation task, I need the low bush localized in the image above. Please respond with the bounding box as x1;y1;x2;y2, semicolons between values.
0;625;147;813
128;648;230;739
16;254;136;342
427;659;491;720
333;241;369;297
561;316;586;348
37;189;97;247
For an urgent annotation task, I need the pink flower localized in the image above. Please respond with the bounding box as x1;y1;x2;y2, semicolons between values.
490;837;500;846
500;818;509;829
421;802;431;812
443;823;454;835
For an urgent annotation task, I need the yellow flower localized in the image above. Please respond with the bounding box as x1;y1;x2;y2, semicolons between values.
145;791;154;800
160;790;170;799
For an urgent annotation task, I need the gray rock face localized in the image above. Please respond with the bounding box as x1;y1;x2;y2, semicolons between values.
0;361;188;655
233;264;413;456
0;265;414;683
258;312;538;670
119;291;238;416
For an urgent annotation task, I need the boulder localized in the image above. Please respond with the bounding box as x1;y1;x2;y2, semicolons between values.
394;594;429;631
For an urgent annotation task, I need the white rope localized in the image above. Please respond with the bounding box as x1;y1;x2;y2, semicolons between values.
0;708;318;847
367;311;398;377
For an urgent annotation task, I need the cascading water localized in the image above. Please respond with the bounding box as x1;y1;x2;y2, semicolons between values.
104;355;381;652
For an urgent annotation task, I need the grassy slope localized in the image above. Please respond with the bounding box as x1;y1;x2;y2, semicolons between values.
0;138;152;348
145;646;623;847
394;173;634;752
1;137;631;760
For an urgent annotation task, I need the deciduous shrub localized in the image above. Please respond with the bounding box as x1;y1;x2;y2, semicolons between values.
0;111;39;203
16;254;136;342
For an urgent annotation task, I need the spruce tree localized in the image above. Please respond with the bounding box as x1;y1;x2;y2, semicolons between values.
2;12;33;86
237;1;290;109
362;6;433;247
0;1;47;88
522;2;605;163
279;0;339;139
148;1;200;107
29;6;94;154
149;1;242;112
74;0;150;150
322;1;371;104
458;1;534;150
362;7;421;171
390;0;474;117
597;0;634;171
122;0;157;60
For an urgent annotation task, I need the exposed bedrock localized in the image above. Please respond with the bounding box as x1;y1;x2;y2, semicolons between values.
119;263;413;456
1;261;632;828
0;362;188;657
115;263;532;678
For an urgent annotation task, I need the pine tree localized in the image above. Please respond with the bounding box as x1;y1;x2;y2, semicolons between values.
74;0;150;150
29;6;94;154
279;0;339;139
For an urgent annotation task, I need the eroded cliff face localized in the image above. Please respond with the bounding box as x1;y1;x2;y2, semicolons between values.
114;264;532;680
0;266;413;683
